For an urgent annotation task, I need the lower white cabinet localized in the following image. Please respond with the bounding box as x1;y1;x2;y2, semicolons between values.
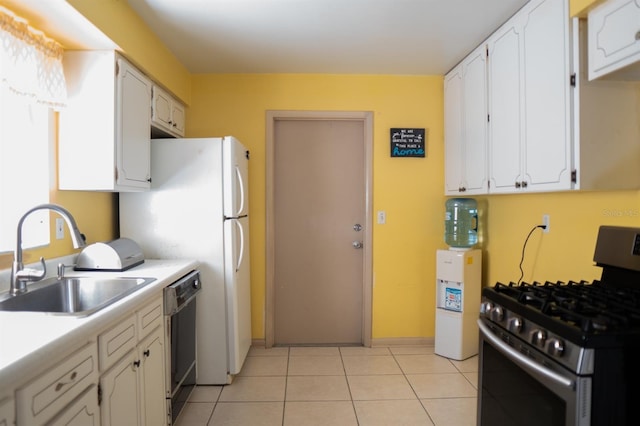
100;326;166;426
99;296;167;426
15;342;99;425
0;397;14;426
48;385;100;426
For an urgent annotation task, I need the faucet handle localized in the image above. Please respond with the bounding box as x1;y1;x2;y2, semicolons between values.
15;257;47;283
57;263;73;279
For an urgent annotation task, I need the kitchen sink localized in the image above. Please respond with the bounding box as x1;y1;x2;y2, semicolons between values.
0;276;156;316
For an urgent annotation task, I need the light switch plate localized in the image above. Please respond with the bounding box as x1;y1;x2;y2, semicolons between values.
56;218;65;239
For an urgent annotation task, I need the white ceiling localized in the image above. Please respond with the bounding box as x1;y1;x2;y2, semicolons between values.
127;0;529;75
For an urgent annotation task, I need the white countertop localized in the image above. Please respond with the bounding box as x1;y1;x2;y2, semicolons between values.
0;258;198;393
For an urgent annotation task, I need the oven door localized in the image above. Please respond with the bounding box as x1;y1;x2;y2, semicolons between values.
477;319;591;426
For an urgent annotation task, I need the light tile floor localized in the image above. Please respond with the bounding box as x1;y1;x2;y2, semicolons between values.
175;346;478;426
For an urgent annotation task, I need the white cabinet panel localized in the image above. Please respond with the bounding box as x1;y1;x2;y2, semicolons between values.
48;385;100;426
60;51;152;191
589;0;640;79
444;44;488;195
151;85;186;137
16;343;98;425
487;16;522;193
0;397;14;426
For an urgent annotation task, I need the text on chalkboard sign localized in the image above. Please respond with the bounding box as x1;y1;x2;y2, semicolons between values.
390;128;426;157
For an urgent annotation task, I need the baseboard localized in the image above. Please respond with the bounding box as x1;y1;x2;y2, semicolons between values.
371;337;435;347
251;337;434;348
251;338;266;347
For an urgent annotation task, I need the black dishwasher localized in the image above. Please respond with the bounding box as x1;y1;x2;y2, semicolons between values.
164;270;201;424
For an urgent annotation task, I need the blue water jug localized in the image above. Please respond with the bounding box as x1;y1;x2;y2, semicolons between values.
444;198;478;249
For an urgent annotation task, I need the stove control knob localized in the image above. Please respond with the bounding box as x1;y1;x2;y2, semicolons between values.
531;329;547;348
547;338;565;357
508;317;523;334
490;306;505;322
480;302;493;316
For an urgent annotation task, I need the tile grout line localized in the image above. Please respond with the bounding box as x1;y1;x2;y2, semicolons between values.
391;350;437;426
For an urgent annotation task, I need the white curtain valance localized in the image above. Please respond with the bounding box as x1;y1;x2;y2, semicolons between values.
0;7;67;109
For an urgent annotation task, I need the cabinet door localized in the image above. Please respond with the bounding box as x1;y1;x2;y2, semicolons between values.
488;14;523;193
444;64;464;194
443;47;488;196
0;397;14;426
117;58;152;189
461;46;488;194
48;385;100;426
151;86;173;131
139;327;168;426
521;0;572;191
171;102;186;136
588;0;640;80
100;351;141;426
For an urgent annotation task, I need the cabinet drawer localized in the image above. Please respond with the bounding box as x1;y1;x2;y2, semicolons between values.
137;296;164;340
16;342;98;425
99;314;137;371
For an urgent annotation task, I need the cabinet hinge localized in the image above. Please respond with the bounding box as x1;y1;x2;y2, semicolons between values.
571;169;577;183
98;383;102;406
570;73;576;87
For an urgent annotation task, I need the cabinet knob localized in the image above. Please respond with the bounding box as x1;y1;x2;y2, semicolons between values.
515;181;521;188
133;360;141;368
144;349;151;358
522;181;528;188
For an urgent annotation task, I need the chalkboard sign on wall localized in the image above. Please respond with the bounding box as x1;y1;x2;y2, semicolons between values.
390;128;426;158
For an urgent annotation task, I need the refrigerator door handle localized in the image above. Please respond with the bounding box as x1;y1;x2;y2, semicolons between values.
235;220;245;272
235;166;246;216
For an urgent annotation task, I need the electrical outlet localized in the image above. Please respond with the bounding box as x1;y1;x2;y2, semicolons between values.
56;218;65;239
377;210;386;224
542;214;550;233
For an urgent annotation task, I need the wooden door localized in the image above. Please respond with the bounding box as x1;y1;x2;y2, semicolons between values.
272;119;366;345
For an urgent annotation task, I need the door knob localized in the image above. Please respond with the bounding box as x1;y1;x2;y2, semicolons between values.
353;224;362;232
352;241;363;249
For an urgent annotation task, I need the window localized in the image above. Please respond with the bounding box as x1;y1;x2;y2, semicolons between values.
0;7;66;253
0;87;52;253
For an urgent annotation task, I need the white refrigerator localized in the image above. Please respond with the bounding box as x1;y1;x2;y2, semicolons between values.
119;136;251;385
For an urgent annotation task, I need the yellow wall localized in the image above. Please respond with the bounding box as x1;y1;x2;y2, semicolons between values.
481;191;640;286
570;0;604;16
66;0;191;104
189;74;445;340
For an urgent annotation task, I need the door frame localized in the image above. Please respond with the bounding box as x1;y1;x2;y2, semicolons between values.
265;110;373;348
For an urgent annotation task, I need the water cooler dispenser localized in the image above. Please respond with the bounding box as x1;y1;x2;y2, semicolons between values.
435;198;481;360
435;249;481;360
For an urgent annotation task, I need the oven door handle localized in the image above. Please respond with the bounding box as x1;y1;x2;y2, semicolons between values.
478;319;574;389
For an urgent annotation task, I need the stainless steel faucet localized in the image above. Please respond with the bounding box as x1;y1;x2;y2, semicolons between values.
10;204;86;295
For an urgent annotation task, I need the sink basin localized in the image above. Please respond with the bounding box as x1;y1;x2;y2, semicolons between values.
0;276;156;316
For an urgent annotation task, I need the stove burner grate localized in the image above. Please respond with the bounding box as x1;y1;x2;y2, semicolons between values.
493;280;640;335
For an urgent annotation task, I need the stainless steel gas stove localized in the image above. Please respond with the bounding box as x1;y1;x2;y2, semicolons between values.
478;226;640;426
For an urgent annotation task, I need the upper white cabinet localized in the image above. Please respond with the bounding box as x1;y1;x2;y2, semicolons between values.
151;85;186;137
488;0;572;193
444;44;488;195
444;0;640;194
588;0;640;80
59;51;152;191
